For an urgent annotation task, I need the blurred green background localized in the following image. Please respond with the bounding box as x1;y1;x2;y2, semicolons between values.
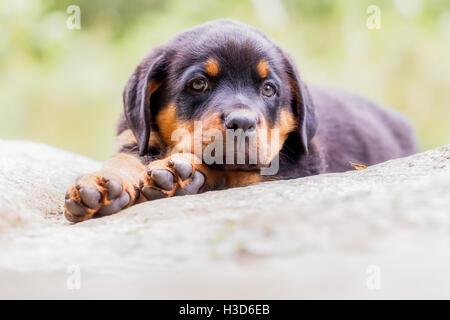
1;0;449;160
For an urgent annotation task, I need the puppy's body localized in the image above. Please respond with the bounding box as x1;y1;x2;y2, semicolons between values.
64;19;416;222
276;84;416;179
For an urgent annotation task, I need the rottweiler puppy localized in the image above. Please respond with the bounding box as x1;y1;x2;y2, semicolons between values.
65;19;416;222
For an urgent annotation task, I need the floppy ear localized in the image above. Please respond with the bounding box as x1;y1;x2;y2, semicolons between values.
283;55;318;154
123;53;167;156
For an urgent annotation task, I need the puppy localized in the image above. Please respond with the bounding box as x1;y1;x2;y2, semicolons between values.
65;19;416;222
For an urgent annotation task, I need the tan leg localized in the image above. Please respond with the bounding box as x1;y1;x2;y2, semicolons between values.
65;152;264;223
64;153;146;223
140;152;262;200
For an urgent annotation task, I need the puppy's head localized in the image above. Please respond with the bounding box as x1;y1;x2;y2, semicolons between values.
123;19;317;170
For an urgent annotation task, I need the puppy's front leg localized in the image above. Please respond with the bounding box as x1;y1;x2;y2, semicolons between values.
140;153;263;200
140;153;216;200
64;153;146;222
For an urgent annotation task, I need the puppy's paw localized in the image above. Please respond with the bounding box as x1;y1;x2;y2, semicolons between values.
140;155;206;200
64;174;136;223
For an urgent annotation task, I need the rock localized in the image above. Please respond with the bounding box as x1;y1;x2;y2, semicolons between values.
1;139;450;298
0;140;101;232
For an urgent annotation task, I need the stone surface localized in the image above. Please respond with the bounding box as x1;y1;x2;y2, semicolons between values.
1;139;450;298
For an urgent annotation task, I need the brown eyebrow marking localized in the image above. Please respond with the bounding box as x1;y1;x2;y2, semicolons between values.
256;59;270;78
204;58;219;76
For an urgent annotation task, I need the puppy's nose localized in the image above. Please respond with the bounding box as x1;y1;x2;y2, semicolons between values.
224;112;257;132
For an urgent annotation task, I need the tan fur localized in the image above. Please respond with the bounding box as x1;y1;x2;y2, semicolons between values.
147;80;161;100
197;112;224;150
256;59;269;79
223;171;262;187
157;104;181;145
251;109;290;166
156;103;194;149
204;58;219;76
277;109;297;146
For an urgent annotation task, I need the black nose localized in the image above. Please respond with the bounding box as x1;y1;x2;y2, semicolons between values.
224;112;257;132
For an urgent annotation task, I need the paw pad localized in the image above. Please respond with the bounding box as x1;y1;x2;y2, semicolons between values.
141;158;204;200
64;175;132;223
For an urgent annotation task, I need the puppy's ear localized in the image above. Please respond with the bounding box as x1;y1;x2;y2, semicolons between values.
123;53;167;156
283;54;318;154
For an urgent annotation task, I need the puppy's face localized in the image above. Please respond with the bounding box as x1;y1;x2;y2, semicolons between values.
124;20;317;171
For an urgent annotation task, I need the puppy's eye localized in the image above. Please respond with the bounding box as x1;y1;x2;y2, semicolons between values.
262;82;276;97
189;78;208;93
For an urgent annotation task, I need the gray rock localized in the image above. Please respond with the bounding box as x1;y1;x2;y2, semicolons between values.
1;139;450;298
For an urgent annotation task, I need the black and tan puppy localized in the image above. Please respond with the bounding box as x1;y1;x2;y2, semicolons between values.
65;19;416;222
